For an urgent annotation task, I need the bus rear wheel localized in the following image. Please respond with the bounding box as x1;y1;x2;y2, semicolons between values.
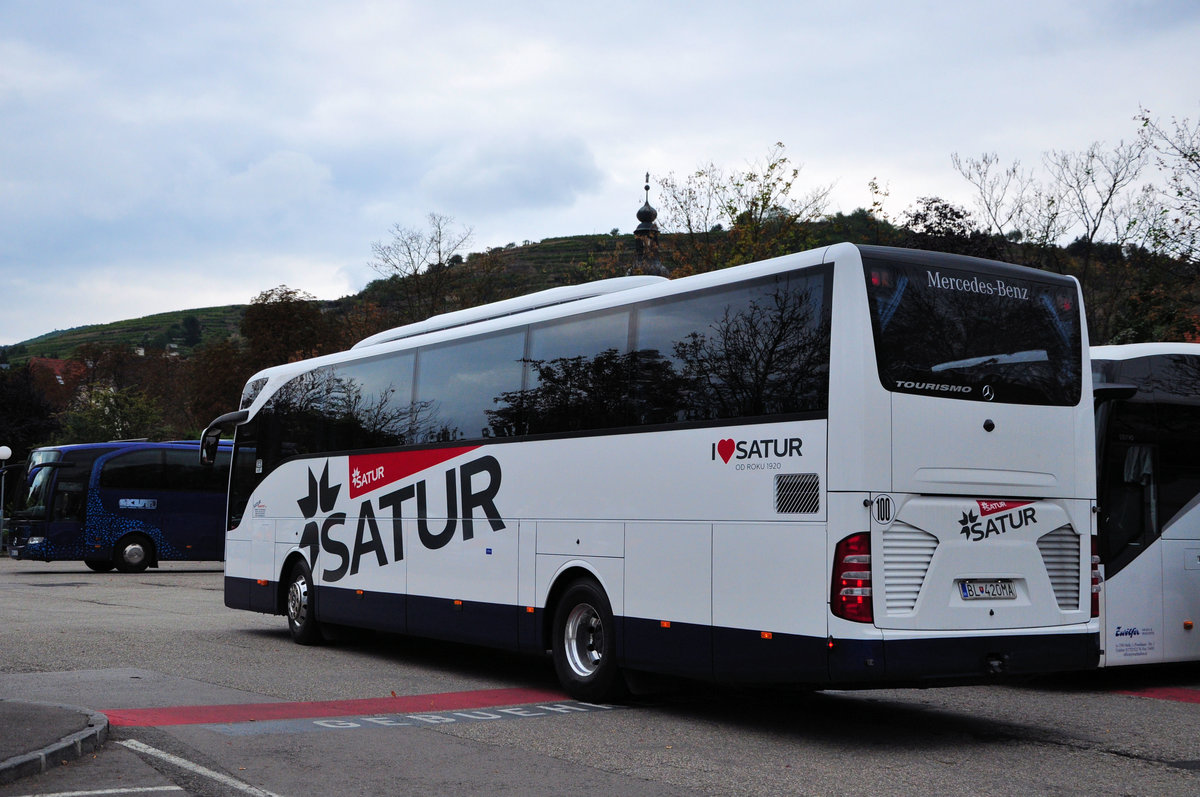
552;579;626;702
85;560;115;572
114;535;152;573
286;561;323;645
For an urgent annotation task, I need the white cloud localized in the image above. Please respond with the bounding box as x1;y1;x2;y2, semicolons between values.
2;0;1200;344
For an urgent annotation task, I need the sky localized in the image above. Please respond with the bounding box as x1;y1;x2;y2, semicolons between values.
2;0;1199;345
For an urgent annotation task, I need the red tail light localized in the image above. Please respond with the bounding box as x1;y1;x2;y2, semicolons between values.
832;532;873;623
1091;535;1102;618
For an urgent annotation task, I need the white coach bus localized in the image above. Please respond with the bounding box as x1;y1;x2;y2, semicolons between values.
1091;342;1200;666
202;242;1099;700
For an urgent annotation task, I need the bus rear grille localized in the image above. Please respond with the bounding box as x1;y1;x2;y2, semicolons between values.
775;473;820;514
881;523;939;614
1037;525;1081;610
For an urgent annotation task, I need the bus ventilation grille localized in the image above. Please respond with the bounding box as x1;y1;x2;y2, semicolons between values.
881;523;939;614
1037;526;1081;611
775;473;820;514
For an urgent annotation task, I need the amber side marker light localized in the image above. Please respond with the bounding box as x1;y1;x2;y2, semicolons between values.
760;631;773;640
1185;620;1194;631
660;621;671;628
255;579;268;586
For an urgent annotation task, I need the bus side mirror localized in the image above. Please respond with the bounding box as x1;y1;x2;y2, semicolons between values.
200;429;222;468
1093;383;1138;410
199;409;250;467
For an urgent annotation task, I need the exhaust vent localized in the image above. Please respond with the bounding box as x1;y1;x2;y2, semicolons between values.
881;523;939;614
775;473;819;514
1037;525;1081;611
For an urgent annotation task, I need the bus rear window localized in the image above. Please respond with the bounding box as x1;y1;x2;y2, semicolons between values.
863;255;1081;406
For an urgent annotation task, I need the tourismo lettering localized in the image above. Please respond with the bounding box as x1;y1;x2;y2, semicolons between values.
299;456;506;584
895;381;972;394
926;271;1030;300
712;437;803;464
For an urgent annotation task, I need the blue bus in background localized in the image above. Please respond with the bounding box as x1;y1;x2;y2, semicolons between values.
7;440;232;572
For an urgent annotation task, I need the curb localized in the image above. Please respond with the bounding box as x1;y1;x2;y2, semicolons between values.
0;703;110;786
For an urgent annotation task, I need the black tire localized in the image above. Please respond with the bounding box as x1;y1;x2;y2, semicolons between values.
113;535;152;573
551;579;626;702
286;560;323;645
84;559;115;573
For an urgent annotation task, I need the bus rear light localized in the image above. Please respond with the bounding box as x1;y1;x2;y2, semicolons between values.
832;532;873;624
1090;536;1102;618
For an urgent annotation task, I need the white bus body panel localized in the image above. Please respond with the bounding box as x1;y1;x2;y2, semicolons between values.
1102;504;1200;665
891;397;1083;499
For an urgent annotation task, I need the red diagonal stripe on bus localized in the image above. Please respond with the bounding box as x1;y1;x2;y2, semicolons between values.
102;686;567;727
1117;687;1200;704
348;446;480;499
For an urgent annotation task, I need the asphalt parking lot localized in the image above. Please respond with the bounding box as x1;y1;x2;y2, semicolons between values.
2;559;1199;796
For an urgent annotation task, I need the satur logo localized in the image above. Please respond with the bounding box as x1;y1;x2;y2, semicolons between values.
294;454;507;583
712;437;803;464
298;463;341;562
958;499;1038;542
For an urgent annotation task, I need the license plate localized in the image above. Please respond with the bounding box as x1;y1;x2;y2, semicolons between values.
959;579;1016;600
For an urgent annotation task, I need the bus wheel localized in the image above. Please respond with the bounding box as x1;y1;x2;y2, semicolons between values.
114;535;152;573
552;579;626;702
286;561;323;645
84;560;115;573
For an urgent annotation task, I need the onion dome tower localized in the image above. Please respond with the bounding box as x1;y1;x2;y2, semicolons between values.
632;172;667;276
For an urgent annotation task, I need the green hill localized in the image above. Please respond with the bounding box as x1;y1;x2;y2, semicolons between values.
7;305;247;363
1;234;623;363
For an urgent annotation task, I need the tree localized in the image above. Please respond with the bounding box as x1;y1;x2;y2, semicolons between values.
54;387;168;443
369;213;473;321
898;196;983;254
181;315;203;347
240;285;335;372
1043;140;1148;283
183;339;255;431
658;143;832;274
0;364;59;461
1137;107;1200;271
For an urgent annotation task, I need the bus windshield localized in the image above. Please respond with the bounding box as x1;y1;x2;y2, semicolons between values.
863;253;1081;406
18;449;62;519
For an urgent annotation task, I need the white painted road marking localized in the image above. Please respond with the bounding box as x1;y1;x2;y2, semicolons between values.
116;740;282;797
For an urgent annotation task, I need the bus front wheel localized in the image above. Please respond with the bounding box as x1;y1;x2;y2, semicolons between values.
286;561;323;645
85;560;115;573
552;579;626;702
114;535;152;573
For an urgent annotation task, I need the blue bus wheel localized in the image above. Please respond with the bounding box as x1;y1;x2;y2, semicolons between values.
114;534;152;573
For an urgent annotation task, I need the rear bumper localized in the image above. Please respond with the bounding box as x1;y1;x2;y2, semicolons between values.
832;630;1100;685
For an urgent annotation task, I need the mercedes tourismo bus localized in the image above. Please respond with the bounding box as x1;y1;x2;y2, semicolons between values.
202;243;1099;700
1092;342;1200;666
8;440;232;572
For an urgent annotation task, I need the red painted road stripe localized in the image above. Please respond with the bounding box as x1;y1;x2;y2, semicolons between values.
1117;686;1200;704
103;686;568;727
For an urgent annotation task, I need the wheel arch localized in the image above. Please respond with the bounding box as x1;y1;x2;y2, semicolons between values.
540;562;614;653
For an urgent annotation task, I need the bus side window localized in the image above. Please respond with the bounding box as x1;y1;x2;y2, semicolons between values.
52;479;89;522
163;449;201;491
100;450;165;491
1156;403;1200;531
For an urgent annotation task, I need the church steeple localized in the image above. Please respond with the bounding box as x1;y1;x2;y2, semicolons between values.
632;172;666;276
